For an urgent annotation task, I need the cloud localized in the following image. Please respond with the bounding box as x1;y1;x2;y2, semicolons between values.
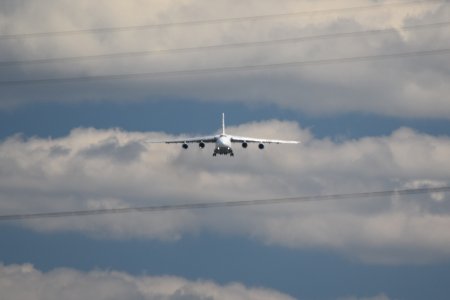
0;121;450;264
0;0;449;118
0;263;295;300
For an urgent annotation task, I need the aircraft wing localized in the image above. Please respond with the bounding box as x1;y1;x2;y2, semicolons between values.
230;135;300;144
146;135;217;144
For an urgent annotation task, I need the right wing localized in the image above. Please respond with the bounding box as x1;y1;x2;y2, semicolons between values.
145;135;217;144
230;135;300;144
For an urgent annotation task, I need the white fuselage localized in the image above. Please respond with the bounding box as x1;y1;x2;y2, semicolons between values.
214;135;233;155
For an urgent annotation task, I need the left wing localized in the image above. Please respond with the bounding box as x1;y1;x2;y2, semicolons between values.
230;135;300;144
145;135;217;144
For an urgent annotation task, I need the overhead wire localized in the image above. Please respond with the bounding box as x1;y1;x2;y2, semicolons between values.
0;0;444;40
1;21;449;67
1;47;450;86
0;186;449;221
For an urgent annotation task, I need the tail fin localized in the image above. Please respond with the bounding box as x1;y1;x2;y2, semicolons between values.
221;113;225;135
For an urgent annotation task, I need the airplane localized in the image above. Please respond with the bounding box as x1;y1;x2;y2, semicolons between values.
149;113;299;157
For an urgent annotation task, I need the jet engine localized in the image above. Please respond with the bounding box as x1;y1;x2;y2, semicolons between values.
242;142;248;148
182;143;188;149
199;142;205;149
258;143;265;150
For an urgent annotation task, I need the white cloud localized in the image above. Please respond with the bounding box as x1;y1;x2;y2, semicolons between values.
0;0;449;118
0;263;295;300
1;121;450;264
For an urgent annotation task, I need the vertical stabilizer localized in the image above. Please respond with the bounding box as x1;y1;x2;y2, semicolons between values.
222;113;225;135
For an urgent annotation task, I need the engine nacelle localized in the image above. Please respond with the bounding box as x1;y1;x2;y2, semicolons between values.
242;142;248;148
199;142;205;149
182;143;188;149
258;143;265;150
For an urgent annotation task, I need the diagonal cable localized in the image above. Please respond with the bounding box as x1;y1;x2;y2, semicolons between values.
0;0;444;40
0;186;449;221
1;48;450;86
1;21;449;67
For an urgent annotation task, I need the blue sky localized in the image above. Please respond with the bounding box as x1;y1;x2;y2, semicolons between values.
1;1;450;300
2;224;450;299
2;100;450;140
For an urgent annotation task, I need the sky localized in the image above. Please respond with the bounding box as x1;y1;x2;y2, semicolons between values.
1;0;450;299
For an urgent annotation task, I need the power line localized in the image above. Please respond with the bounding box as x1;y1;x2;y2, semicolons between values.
1;21;449;67
0;186;448;221
0;0;444;40
1;48;450;87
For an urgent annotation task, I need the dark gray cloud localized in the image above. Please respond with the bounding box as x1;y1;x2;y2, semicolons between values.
80;138;145;163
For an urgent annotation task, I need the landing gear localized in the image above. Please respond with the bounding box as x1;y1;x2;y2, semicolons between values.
212;146;234;157
212;152;234;157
